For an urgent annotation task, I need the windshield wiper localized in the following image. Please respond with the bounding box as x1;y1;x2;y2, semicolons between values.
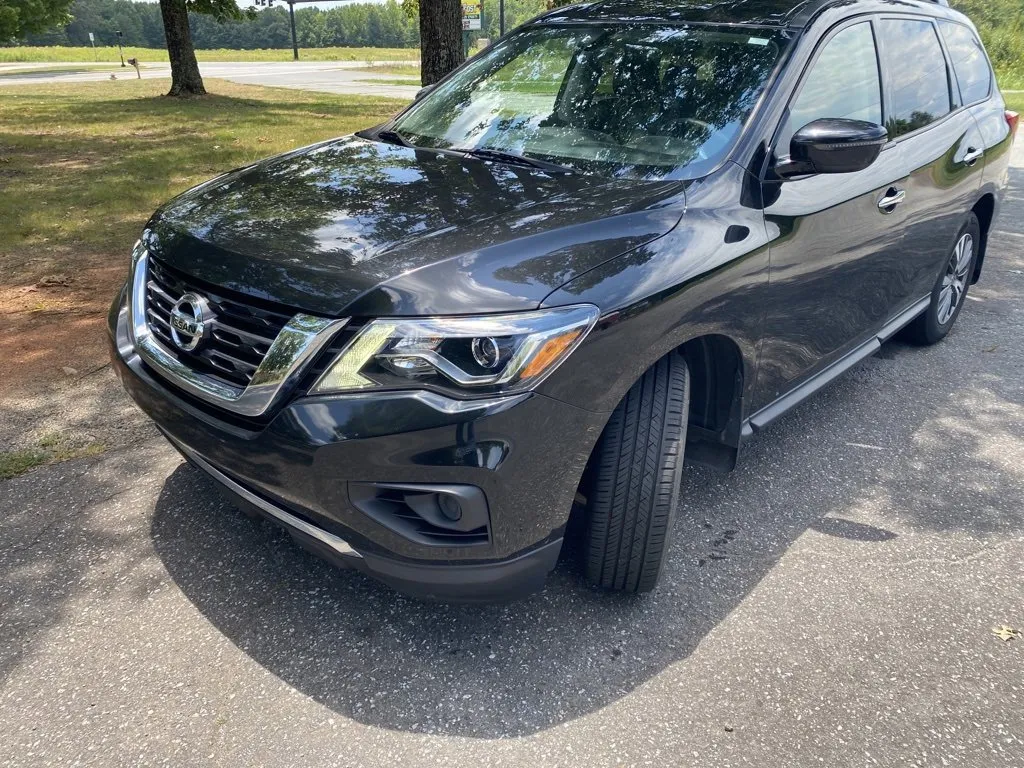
375;128;415;148
454;147;575;174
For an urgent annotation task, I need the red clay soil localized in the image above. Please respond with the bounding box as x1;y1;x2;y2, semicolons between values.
0;265;125;399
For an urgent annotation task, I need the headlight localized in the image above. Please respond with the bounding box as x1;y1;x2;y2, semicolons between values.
311;305;600;396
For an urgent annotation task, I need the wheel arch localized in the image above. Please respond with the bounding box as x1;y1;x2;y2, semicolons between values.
971;192;996;285
677;333;746;472
567;331;747;555
576;331;748;480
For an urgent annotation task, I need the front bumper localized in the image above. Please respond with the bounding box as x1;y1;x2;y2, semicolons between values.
109;293;606;601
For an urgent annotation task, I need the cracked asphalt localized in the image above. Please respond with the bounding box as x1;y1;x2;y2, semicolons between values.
2;145;1022;767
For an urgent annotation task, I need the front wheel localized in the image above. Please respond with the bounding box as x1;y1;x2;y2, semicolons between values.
903;214;980;345
584;354;689;593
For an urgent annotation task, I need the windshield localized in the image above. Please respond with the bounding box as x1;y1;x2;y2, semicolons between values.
391;24;785;180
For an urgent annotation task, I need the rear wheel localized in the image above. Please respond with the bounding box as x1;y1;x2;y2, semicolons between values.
584;354;689;593
904;214;980;345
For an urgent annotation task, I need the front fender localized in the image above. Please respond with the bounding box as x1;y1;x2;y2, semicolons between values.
536;163;770;418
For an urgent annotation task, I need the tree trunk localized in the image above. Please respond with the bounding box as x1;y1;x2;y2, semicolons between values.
159;0;206;97
419;0;464;86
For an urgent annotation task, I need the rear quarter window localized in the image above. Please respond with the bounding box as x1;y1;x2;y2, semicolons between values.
938;21;993;105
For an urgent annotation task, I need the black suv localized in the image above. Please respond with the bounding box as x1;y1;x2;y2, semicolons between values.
110;0;1016;601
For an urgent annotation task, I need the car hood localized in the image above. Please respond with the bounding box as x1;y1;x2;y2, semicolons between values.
145;136;687;316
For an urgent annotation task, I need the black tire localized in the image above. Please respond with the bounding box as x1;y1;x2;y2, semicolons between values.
903;213;980;346
584;353;690;593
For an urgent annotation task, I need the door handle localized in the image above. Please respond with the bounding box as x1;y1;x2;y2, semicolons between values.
963;146;984;165
877;188;906;212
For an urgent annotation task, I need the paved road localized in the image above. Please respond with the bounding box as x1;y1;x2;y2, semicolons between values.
2;145;1023;767
0;60;421;99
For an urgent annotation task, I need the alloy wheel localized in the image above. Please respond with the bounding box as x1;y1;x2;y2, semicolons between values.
937;233;974;325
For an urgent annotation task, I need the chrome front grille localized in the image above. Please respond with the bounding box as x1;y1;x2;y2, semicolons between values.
145;257;291;388
127;244;347;417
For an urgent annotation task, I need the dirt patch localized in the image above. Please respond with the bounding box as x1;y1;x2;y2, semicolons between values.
0;264;125;399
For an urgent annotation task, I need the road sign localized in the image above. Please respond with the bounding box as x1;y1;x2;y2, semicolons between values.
462;1;481;30
88;32;94;43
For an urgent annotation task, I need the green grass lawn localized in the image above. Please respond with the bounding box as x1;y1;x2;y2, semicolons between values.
0;46;420;64
351;64;421;77
0;437;105;480
355;77;420;86
0;78;406;285
1004;92;1024;112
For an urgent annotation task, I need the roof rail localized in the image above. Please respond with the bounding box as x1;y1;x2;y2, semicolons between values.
922;0;951;5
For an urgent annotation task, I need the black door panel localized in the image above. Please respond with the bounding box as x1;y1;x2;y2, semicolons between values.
754;19;907;410
895;112;983;301
756;149;909;408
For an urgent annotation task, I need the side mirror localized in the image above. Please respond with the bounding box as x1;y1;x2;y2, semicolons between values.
780;118;888;176
415;84;436;101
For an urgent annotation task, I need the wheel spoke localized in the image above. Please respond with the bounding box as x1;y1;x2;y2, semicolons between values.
934;231;974;327
937;288;954;324
955;234;973;275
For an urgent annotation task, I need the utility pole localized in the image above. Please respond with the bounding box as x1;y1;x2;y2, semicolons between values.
289;0;298;61
499;0;505;36
272;0;369;63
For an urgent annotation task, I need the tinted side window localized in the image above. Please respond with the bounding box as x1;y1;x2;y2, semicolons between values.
781;23;882;151
939;21;993;105
876;19;952;138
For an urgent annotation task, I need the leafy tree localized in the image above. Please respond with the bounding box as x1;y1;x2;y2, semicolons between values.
11;0;1023;85
0;0;75;40
159;0;253;97
951;0;1024;74
18;0;420;51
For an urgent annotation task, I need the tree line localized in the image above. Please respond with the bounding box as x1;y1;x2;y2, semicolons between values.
2;0;1020;98
948;0;1024;75
8;0;553;51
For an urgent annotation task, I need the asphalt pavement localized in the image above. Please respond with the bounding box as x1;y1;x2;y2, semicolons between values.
0;60;421;99
1;144;1022;767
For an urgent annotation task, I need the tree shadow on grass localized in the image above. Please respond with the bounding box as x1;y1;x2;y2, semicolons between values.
0;87;404;282
9;89;405;133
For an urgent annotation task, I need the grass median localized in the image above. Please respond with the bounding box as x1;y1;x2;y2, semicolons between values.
0;78;406;402
0;46;420;64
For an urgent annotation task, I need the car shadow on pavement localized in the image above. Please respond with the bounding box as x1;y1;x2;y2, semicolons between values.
148;315;1024;738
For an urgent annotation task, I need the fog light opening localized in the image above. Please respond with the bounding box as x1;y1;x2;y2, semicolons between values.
348;481;490;546
438;493;463;522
